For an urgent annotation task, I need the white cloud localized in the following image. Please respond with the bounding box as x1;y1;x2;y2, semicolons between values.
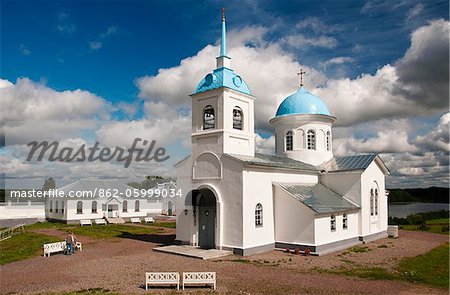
255;134;275;154
282;34;337;49
89;41;102;50
57;12;76;34
406;3;424;20
19;44;31;55
319;57;354;70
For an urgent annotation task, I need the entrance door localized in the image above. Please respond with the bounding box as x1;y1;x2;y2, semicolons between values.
198;189;216;249
107;204;119;217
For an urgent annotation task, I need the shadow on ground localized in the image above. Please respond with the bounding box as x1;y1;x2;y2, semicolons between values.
117;231;176;246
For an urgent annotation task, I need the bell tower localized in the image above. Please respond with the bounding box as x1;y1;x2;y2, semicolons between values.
190;10;255;159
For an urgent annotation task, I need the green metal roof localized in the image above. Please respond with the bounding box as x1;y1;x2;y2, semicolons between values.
274;182;359;214
226;153;318;171
323;154;377;172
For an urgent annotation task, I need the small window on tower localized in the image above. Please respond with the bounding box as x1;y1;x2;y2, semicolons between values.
286;131;293;151
326;131;331;151
203;105;215;130
307;130;316;150
233;107;243;130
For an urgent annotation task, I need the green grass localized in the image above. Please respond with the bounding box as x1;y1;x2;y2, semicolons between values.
348;245;370;253
398;217;449;235
0;231;60;265
426;218;449;225
70;224;164;239
319;243;449;289
397;243;449;288
142;221;176;228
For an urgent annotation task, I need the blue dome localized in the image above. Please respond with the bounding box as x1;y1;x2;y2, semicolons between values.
195;67;251;95
275;87;331;117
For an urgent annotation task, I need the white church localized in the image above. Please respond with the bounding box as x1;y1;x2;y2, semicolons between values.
175;14;389;256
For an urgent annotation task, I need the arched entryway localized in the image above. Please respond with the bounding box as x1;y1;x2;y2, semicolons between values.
197;188;216;249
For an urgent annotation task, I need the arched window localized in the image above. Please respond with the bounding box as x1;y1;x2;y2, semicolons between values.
123;200;128;212
55;200;59;213
135;200;140;212
375;189;378;215
307;130;315;150
255;203;263;227
370;189;374;216
77;201;83;214
331;214;336;231
49;200;53;212
285;131;293;151
233;107;243;130
343;213;348;229
92;201;97;214
203;105;215;130
326;131;331;151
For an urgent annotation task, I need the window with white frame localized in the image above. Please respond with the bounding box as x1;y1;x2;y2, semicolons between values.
370;189;374;216
375;189;378;215
307;130;315;150
49;200;53;212
343;213;348;229
76;201;83;214
331;214;336;231
255;203;263;227
326;131;331;151
92;201;97;214
135;200;140;212
61;202;64;214
123;200;128;212
285;131;293;151
55;200;58;213
233;107;243;130
203;105;215;130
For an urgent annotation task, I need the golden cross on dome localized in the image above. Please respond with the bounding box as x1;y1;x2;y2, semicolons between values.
222;7;226;21
297;68;306;87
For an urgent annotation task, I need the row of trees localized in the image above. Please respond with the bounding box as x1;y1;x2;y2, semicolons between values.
388;209;449;225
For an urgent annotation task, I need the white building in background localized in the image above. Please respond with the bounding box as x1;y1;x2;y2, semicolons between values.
46;180;162;223
175;15;389;256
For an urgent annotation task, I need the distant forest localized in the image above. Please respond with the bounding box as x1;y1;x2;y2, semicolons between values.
388;187;449;203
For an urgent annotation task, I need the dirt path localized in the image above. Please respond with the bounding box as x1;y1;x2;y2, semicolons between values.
0;230;447;294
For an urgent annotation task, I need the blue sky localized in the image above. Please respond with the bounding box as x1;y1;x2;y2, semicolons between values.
1;0;449;189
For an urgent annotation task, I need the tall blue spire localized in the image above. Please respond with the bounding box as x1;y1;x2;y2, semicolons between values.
220;8;227;57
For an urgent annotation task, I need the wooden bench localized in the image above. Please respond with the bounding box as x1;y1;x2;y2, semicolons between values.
182;272;216;290
80;219;92;226
43;241;66;257
130;217;141;224
144;217;155;223
95;219;107;225
145;272;179;290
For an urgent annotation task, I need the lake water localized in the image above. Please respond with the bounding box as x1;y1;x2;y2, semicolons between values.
388;202;449;218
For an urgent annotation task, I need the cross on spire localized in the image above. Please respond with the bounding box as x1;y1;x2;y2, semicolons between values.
298;69;306;87
222;7;226;21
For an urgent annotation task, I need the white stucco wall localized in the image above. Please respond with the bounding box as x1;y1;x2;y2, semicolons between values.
273;185;315;245
360;160;388;237
242;168;318;249
314;212;359;245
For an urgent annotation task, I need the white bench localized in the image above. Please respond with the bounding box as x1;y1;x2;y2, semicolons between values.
145;272;179;290
182;272;216;290
80;219;92;226
130;217;141;224
144;217;155;223
43;241;66;257
95;219;107;225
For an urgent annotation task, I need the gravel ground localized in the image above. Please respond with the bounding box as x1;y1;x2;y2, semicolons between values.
0;229;447;295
